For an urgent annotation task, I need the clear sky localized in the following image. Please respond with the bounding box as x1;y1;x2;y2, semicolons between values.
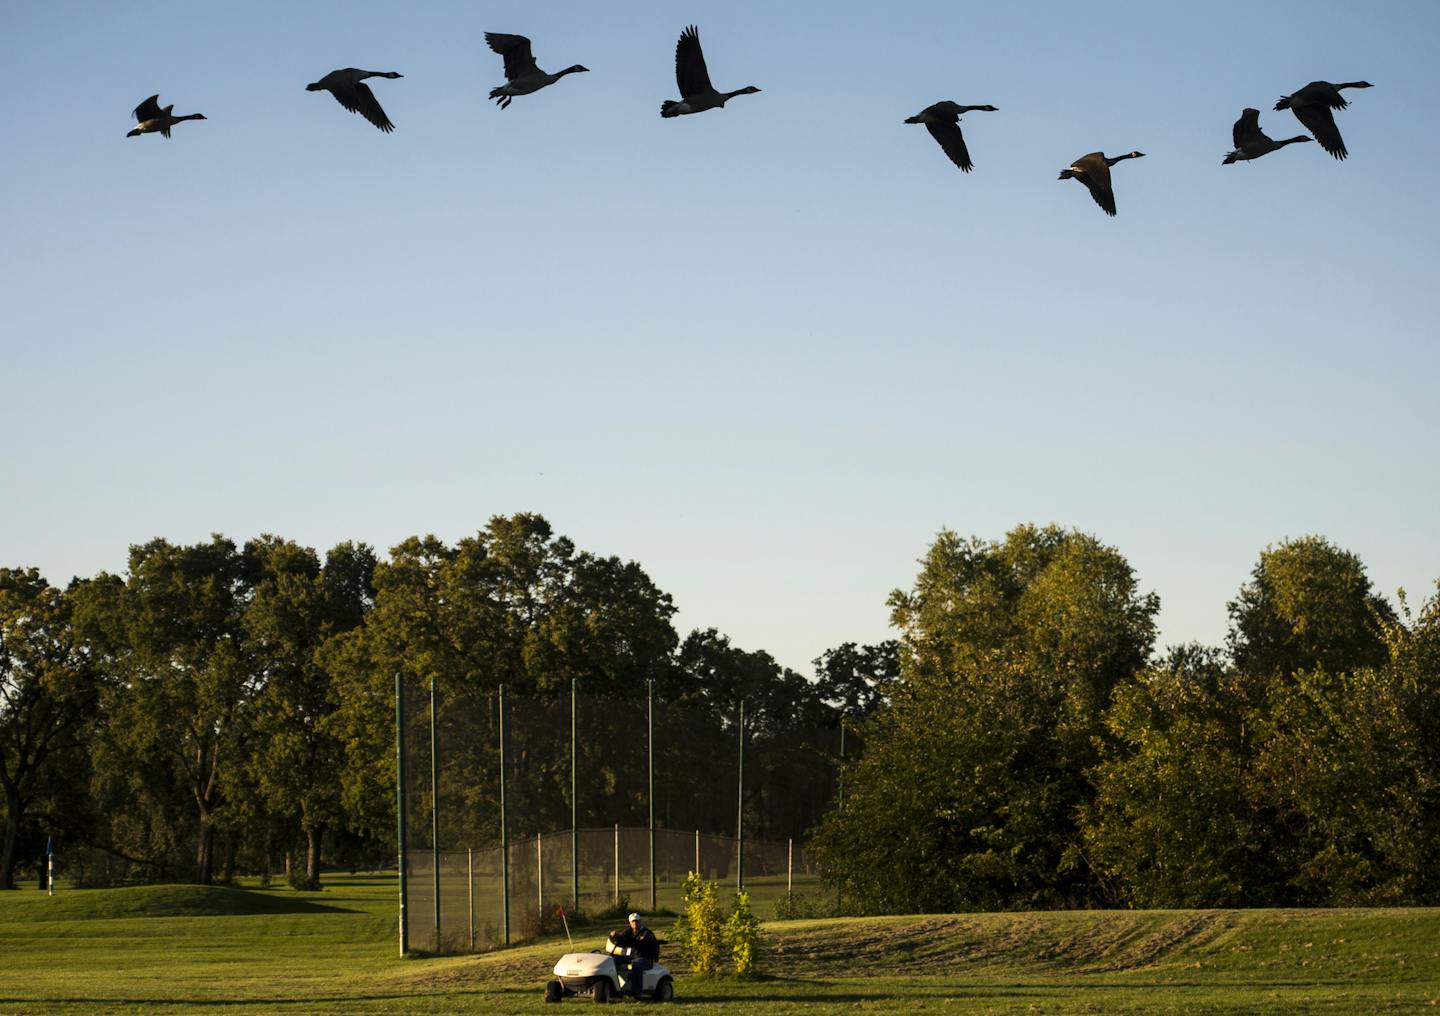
3;0;1437;675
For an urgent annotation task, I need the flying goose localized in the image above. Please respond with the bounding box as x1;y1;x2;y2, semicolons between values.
306;68;403;132
485;33;588;108
1274;80;1372;160
1058;151;1145;217
1223;108;1311;164
904;101;998;173
661;25;760;118
126;95;206;138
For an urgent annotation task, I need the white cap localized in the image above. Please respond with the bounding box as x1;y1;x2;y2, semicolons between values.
628;912;641;923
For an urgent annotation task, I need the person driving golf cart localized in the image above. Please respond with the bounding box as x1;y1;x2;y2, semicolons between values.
608;912;659;998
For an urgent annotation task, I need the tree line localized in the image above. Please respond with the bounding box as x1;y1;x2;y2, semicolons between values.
10;515;1431;911
0;513;888;891
811;526;1440;911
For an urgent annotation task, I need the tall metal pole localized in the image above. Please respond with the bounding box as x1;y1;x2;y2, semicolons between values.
648;678;656;911
836;714;845;913
467;847;475;953
499;685;510;946
613;823;620;904
395;673;409;957
736;700;744;892
571;679;579;911
430;677;440;950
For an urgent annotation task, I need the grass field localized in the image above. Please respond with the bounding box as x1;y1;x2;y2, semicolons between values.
3;875;1439;1014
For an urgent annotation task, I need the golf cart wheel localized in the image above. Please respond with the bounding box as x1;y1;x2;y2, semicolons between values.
545;979;563;1003
592;977;611;1004
654;976;674;1002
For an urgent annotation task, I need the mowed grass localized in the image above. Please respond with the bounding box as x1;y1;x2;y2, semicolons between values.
3;875;1439;1014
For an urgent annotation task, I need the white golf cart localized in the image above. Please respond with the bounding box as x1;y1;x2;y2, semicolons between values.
545;936;674;1003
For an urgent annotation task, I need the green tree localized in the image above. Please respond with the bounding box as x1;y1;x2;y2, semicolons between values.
323;514;680;846
812;525;1158;911
1228;535;1393;683
1253;659;1438;904
670;629;838;840
812;641;898;717
241;537;375;888
1088;579;1440;909
90;537;251;884
1082;646;1284;906
0;570;99;890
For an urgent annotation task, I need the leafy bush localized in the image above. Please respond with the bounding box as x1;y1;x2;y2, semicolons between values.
679;872;722;976
774;891;827;920
725;890;761;975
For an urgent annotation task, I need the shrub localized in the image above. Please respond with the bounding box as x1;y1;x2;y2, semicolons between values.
725;890;761;975
680;872;723;976
774;891;821;920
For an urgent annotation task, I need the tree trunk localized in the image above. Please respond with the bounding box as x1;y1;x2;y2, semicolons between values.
195;812;214;885
0;784;21;890
305;824;325;887
220;836;236;884
259;833;272;888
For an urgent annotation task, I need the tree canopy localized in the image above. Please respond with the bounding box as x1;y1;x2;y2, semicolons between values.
3;520;1437;912
812;525;1159;910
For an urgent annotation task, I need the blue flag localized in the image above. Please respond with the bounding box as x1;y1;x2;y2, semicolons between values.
46;836;53;857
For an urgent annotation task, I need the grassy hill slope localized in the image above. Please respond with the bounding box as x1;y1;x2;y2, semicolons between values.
2;876;1437;1014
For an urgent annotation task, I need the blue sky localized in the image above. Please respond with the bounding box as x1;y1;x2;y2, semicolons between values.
3;0;1437;674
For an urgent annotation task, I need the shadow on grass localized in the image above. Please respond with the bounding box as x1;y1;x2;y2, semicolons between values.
574;977;1385;1005
2;884;362;921
0;996;419;1009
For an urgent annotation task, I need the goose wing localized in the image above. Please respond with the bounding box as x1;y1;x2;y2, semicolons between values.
675;25;714;98
1071;155;1115;216
926;122;974;172
133;94;164;122
333;80;395;132
1080;175;1117;216
1232;108;1266;150
1291;102;1346;159
485;32;540;81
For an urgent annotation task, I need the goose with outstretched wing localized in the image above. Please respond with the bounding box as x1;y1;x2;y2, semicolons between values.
485;33;588;109
1274;80;1372;160
661;25;760;118
306;68;404;132
904;101;998;173
1058;151;1145;217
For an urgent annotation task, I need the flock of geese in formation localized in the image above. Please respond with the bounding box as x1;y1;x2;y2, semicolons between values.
124;25;1374;218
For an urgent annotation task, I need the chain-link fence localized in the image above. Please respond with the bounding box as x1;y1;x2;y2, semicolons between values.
397;678;843;953
405;827;819;952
